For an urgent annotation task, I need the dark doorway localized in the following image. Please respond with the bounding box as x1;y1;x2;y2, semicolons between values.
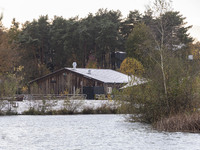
83;86;104;99
83;87;94;99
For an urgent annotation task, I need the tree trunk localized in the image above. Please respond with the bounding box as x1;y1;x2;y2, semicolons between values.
159;19;169;109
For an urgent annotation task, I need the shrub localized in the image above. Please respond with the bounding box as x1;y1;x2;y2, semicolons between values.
22;108;43;115
120;57;144;76
117;57;200;124
0;74;18;97
82;107;95;114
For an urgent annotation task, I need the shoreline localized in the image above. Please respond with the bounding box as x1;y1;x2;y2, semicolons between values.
0;99;120;115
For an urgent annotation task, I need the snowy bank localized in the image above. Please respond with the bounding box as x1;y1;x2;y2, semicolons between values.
0;99;119;115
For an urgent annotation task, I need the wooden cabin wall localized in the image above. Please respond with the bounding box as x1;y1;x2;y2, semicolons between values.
65;71;103;94
29;70;104;95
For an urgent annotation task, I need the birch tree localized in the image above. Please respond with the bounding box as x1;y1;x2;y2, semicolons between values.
150;0;172;104
148;0;192;108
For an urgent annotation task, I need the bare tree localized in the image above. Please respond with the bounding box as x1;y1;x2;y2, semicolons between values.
148;0;173;106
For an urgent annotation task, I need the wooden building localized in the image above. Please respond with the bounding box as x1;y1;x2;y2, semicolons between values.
28;66;130;98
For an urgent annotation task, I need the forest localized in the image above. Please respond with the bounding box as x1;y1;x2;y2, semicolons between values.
0;1;199;96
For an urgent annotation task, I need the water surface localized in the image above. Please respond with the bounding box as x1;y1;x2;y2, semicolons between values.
0;115;200;150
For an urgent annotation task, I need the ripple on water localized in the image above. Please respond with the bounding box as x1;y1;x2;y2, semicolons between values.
0;115;200;150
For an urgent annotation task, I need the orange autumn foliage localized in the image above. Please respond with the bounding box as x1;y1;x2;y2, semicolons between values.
120;57;144;76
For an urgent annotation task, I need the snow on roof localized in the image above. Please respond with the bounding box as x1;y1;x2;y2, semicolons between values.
29;67;144;86
115;51;126;54
120;76;147;89
66;68;129;84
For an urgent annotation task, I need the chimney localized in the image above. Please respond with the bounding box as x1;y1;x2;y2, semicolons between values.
72;62;77;70
88;69;91;74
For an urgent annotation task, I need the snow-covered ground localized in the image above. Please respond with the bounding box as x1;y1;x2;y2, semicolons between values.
0;99;119;114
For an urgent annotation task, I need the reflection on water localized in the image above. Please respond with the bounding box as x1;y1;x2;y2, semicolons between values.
0;115;200;150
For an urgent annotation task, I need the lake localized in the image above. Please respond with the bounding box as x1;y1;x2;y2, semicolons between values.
0;115;200;150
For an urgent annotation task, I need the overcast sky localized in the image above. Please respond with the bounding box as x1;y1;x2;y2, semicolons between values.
0;0;200;28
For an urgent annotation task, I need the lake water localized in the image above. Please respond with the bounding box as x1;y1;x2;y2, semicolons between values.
0;115;200;150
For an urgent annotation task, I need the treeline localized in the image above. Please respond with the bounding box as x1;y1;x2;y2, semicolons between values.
1;9;151;84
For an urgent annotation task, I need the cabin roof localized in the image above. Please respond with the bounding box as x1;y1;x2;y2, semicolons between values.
65;68;129;84
29;67;145;85
29;67;134;84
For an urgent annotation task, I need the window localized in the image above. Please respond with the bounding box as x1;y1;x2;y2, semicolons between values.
107;87;112;94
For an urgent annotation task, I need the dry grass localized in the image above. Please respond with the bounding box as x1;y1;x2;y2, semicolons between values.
154;112;200;133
